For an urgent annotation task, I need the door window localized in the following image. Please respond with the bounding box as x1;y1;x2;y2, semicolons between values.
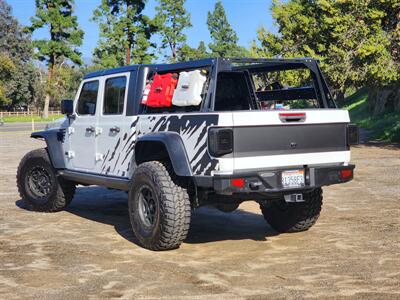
103;76;127;115
76;81;99;115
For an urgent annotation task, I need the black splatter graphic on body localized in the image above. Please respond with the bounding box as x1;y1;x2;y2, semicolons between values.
140;114;219;175
100;114;219;177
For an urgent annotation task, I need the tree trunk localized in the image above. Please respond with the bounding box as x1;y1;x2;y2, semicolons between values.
43;94;50;119
368;85;400;116
332;89;346;106
43;65;53;119
336;90;346;106
172;43;177;63
126;46;131;65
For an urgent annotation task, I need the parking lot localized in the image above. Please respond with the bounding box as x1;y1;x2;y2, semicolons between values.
0;132;399;299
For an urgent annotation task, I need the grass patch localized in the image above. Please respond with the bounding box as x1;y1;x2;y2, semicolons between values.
344;87;368;106
344;89;400;142
2;115;63;123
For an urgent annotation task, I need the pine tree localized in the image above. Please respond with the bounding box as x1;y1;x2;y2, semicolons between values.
154;0;191;62
197;41;208;58
177;41;209;62
207;1;242;58
92;0;156;67
29;0;83;118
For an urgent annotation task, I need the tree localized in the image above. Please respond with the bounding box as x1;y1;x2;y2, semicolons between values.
30;66;46;111
360;1;400;114
0;53;15;106
177;41;209;62
154;0;191;62
207;1;245;57
252;0;400;110
29;0;83;118
197;41;208;58
92;0;156;67
251;0;361;102
0;0;31;62
49;65;83;103
0;0;39;109
4;62;42;109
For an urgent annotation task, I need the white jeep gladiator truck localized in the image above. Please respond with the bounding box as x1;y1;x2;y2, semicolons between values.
17;58;358;250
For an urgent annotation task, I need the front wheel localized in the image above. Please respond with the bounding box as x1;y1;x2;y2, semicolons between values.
260;188;323;233
17;148;75;212
128;161;191;251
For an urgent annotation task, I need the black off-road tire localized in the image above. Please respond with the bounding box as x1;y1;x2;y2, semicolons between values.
128;161;191;251
260;188;323;233
17;148;76;212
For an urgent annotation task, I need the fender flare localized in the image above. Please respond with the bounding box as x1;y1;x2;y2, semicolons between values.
135;132;193;177
31;129;66;169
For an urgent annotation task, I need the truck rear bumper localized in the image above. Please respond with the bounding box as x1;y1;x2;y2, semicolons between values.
197;164;355;195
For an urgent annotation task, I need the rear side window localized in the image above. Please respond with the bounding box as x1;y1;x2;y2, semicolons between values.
77;81;99;115
251;68;320;109
214;72;253;111
103;76;127;115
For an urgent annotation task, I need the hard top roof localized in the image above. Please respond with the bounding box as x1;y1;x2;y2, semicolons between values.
83;57;318;79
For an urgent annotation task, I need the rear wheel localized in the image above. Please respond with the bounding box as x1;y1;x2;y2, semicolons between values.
128;161;191;251
260;188;323;233
17;148;75;212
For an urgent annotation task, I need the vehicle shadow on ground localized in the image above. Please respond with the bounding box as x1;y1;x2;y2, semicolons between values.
15;186;278;246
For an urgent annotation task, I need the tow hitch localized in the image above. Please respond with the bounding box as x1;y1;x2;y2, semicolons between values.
284;193;304;203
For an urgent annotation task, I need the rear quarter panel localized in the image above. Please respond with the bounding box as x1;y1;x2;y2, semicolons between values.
137;112;233;176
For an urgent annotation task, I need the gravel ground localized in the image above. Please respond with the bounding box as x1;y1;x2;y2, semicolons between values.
0;133;399;299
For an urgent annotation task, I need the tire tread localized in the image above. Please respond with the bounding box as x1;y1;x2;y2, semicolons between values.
130;161;190;250
16;148;75;212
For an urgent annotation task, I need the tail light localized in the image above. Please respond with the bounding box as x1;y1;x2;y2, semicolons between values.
347;124;359;146
208;128;233;157
231;178;245;188
340;169;353;180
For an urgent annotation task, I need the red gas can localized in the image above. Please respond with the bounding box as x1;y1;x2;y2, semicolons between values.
146;73;178;107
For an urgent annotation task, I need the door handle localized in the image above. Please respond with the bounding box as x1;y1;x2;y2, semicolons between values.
86;126;95;133
110;126;120;133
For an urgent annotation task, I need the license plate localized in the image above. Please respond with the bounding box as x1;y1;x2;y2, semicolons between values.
281;170;305;188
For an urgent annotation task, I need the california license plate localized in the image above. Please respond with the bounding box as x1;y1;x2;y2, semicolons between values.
281;170;305;188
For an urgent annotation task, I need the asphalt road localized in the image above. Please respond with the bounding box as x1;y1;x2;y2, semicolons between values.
0;134;399;299
0;122;47;133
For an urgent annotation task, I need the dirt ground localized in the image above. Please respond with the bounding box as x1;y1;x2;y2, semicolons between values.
0;133;399;300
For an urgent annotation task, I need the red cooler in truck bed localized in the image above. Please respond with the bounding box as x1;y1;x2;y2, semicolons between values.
146;73;178;107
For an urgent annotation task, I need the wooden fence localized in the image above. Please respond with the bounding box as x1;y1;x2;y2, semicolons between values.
0;111;61;118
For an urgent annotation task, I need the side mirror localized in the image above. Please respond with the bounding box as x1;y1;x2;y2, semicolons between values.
61;99;74;115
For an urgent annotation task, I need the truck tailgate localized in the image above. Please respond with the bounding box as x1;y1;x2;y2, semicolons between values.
232;110;351;171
